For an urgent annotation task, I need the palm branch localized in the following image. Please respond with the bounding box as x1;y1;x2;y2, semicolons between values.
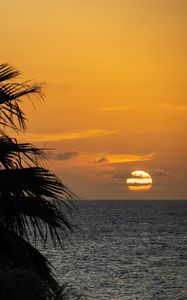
0;167;74;199
0;133;46;169
0;63;20;82
0;63;42;131
0;167;75;245
0;232;82;300
0;268;81;300
0;268;49;300
0;195;72;246
0;63;78;297
0;229;57;286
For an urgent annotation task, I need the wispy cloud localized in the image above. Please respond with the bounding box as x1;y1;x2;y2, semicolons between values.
54;151;154;165
21;129;118;142
53;151;155;168
93;152;155;164
92;156;109;164
104;167;167;181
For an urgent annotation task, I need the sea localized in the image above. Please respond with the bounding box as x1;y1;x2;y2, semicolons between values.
40;200;187;300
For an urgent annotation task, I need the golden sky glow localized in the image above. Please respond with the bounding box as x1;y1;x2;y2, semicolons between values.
2;0;187;199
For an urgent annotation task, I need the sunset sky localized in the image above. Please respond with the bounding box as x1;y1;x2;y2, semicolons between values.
1;0;187;199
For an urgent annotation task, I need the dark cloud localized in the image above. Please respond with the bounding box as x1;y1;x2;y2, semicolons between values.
107;169;169;181
93;156;109;164
56;151;79;160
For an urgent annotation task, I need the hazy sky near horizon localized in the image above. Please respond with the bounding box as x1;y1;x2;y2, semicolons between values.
1;0;187;199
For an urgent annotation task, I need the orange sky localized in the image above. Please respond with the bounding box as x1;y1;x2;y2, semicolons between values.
1;0;187;199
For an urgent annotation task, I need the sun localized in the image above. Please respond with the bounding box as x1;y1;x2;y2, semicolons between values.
126;170;152;191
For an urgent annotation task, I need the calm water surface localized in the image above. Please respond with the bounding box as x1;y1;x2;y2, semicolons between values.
40;200;187;299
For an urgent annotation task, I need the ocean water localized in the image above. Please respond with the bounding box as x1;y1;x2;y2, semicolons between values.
41;200;187;299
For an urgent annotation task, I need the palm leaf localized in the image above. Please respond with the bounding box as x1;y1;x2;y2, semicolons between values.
0;82;41;104
0;195;72;246
0;133;46;169
0;268;50;300
0;63;43;131
0;82;41;130
0;229;58;288
0;63;20;82
0;167;76;245
0;63;78;296
0;268;80;300
0;167;74;200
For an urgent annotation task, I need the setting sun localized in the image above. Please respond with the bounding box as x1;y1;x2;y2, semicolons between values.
127;171;152;191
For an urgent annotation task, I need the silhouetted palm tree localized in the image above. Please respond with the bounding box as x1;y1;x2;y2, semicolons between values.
0;64;76;299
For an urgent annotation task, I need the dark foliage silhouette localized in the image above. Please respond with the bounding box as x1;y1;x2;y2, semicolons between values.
0;63;77;299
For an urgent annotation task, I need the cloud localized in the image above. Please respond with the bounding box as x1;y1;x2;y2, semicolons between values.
93;152;155;165
92;156;109;164
21;129;118;142
56;151;79;160
106;152;155;164
103;168;168;184
62;151;155;166
91;152;155;165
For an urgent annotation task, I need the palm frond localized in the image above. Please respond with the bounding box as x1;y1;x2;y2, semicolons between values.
0;195;73;246
0;166;76;245
0;268;50;300
0;268;81;300
0;63;43;131
0;82;41;105
0;82;42;130
0;134;46;169
0;63;20;82
0;63;78;296
0;230;58;288
54;284;84;300
0;167;74;200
